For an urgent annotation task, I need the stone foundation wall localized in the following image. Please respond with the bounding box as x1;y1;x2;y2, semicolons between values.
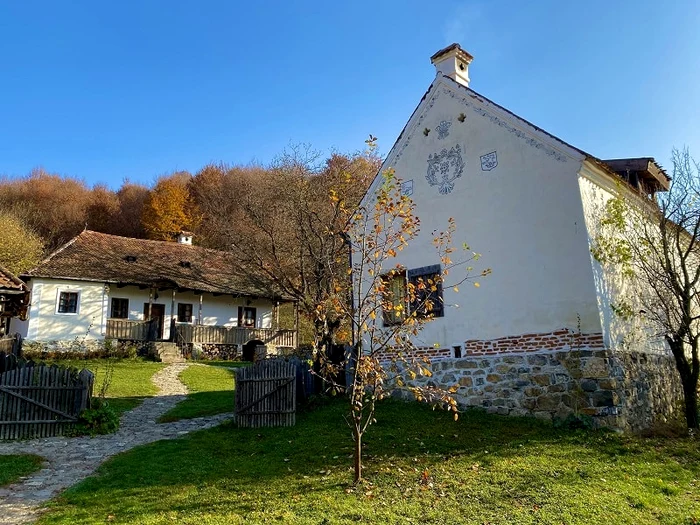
22;338;150;358
609;351;683;432
23;339;105;353
402;328;683;431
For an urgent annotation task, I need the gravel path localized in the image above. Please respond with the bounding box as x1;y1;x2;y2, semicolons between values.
0;363;234;524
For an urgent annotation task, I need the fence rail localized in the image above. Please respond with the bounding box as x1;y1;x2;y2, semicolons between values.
105;318;157;341
235;360;296;428
0;364;94;440
175;324;297;348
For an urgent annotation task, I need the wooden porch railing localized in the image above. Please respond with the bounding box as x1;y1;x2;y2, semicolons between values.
174;324;297;349
105;319;158;341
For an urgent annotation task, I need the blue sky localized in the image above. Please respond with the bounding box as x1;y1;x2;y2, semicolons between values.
1;1;698;187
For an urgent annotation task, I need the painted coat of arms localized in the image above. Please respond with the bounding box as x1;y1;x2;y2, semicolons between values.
426;144;465;195
480;151;498;171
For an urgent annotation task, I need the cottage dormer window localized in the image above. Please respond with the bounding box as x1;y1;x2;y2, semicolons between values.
125;255;137;263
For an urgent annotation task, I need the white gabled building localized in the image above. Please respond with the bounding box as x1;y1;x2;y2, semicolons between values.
359;44;680;431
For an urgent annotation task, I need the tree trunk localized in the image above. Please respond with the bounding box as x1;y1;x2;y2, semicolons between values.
668;338;699;429
353;427;362;484
682;380;699;429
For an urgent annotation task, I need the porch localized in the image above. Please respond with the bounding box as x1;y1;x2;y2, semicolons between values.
105;319;297;350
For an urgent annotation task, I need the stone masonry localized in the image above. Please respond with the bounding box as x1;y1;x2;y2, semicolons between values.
404;328;684;431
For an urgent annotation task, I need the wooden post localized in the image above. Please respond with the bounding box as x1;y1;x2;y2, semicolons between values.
169;289;176;341
198;293;203;325
147;287;153;320
293;301;299;349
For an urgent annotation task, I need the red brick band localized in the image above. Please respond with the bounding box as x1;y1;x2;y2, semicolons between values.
371;329;605;361
464;329;604;355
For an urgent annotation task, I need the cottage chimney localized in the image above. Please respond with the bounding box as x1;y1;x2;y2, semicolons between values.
177;231;193;245
431;43;473;87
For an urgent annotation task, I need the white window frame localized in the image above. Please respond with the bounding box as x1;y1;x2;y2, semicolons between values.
55;288;81;315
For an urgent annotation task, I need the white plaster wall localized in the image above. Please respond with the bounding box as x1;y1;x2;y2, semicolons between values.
359;78;602;349
22;278;107;341
578;169;667;353
18;280;275;342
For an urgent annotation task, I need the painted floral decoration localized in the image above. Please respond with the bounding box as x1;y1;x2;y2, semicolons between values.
436;120;451;140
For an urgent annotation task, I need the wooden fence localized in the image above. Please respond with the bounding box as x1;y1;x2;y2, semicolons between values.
0;364;94;440
105;318;158;341
235;360;296;428
175;324;297;348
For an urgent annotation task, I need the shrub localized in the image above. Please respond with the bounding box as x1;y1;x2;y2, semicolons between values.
22;342;141;361
70;398;119;436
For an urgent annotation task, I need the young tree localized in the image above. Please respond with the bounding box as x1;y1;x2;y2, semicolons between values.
0;212;44;274
142;172;198;241
591;148;700;429
319;166;487;483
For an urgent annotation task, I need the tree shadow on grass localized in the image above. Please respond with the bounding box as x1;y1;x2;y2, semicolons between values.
43;398;700;525
158;391;235;422
62;399;596;489
105;397;144;418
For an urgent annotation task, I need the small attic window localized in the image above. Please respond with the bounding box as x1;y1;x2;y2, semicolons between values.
125;255;137;263
180;261;192;269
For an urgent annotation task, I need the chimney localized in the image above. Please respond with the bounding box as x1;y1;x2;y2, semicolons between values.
177;231;193;245
431;43;473;87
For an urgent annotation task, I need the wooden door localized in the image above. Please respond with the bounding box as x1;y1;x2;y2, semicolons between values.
144;303;166;340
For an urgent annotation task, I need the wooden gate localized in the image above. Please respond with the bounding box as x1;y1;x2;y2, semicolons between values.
235;360;296;428
0;364;95;439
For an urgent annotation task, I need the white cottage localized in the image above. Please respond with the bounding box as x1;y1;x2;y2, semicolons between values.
14;231;297;360
361;44;680;431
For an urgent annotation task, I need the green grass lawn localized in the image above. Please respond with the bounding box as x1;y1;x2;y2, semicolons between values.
39;398;700;524
43;359;166;418
158;363;244;422
0;454;44;487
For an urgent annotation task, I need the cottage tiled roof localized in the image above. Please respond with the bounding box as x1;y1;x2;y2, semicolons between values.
24;231;290;300
0;266;28;293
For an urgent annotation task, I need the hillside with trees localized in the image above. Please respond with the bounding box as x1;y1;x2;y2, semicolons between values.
0;147;379;344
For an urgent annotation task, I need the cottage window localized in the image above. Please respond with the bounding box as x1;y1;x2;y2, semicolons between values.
57;291;79;314
238;306;256;328
381;269;407;326
110;298;129;319
381;264;444;326
177;303;193;323
408;265;444;319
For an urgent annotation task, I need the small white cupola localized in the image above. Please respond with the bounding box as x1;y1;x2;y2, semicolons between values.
431;43;474;87
177;231;193;245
